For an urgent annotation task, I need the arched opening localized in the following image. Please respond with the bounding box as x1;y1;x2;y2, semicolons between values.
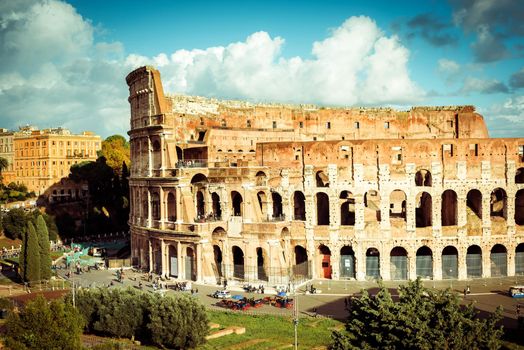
364;190;381;222
191;173;208;185
255;171;267;186
152;139;161;169
340;191;355;226
415;169;432;186
515;167;524;184
231;191;243;216
316;171;329;187
416;246;433;279
466;189;482;221
257;191;267;217
293;191;306;221
167;192;176;222
176;146;183;161
186;247;195;281
366;248;380;279
196;191;205;219
169;245;178;277
490;188;507;219
516;190;524;225
466;245;482;278
490;244;507;277
142;191;148;220
318;245;332;279
232;246;245;280
442;246;458;279
293;245;309;277
340;246;355;279
441;190;457;226
390;247;408;280
257;247;268;281
211;192;221;219
516;243;524;275
415;192;432;227
213;245;223;279
389;190;407;222
316;192;330;226
272;192;283;219
151;192;160;221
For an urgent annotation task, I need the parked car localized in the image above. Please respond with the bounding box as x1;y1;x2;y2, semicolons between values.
212;290;231;299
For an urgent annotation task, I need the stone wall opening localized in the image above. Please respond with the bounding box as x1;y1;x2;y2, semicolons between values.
293;191;306;221
516;167;524;184
442;246;458;279
318;244;332;279
257;247;268;281
467;189;482;220
366;248;380;279
293;245;309;277
364;190;381;222
441;190;457;226
167;192;176;222
516;190;524;225
231;191;243;216
232;245;245;279
415;192;432;227
490;188;507;219
340;191;355;226
257;191;268;217
152;139;161;169
196;191;205;218
169;245;178;277
466;245;482;278
255;171;267;186
213;245;223;279
340;246;355;279
390;246;408;280
316;171;329;187
151;192;160;221
272;192;283;219
416;246;433;279
516;243;524;275
186;247;195;281
212;192;222;219
415;169;432;186
389;190;407;221
490;244;507;277
316;192;330;226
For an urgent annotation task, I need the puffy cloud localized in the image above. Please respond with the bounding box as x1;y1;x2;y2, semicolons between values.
486;95;524;137
406;13;458;47
510;67;524;90
129;16;424;106
460;77;508;94
0;0;130;138
470;25;508;63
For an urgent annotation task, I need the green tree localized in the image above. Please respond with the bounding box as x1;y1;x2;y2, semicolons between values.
4;295;84;350
3;208;27;239
35;215;52;280
0;156;8;182
331;279;503;350
98;135;130;175
24;221;40;282
18;230;26;281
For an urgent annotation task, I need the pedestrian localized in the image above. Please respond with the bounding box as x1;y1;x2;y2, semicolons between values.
195;288;199;294
313;307;318;318
517;304;521;317
466;285;470;294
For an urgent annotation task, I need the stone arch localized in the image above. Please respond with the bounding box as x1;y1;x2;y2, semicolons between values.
272;191;283;219
516;190;524;225
257;191;268;217
151;191;160;221
152;138;161;169
490;244;507;277
340;245;355;279
467;189;482;220
390;246;408;280
316;192;330;225
442;245;458;279
516;167;524;184
466;245;482;278
516;243;524;275
340;191;355;226
415;169;432;186
176;146;183;161
364;190;381;222
415;192;432;227
441;190;458;226
211;226;226;241
167;191;176;222
366;247;380;279
316;170;329;187
211;192;222;219
256;247;268;281
255;171;267;186
293;191;306;221
231;191;243;216
389;190;407;222
232;245;245;279
196;191;205;219
186;247;195;281
416;246;433;278
490;188;507;219
293;245;309;277
191;173;208;185
318;244;332;279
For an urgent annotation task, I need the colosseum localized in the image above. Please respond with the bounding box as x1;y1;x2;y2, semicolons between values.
127;66;524;285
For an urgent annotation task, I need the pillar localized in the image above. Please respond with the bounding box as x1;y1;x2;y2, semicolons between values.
148;239;153;273
160;133;166;177
433;250;442;280
160;239;167;277
147;136;152;177
147;189;152;228
482;247;491;278
159;187;165;229
177;242;184;280
458;248;467;280
196;243;203;282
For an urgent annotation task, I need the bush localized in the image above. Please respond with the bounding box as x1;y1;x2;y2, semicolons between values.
4;295;84;350
71;288;208;348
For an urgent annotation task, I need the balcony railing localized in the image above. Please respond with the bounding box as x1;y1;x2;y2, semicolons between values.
175;159;208;168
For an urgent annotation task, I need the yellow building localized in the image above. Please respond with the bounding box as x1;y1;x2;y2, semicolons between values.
13;126;101;195
0;129;15;185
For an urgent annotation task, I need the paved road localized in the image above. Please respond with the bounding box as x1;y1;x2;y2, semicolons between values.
58;268;524;328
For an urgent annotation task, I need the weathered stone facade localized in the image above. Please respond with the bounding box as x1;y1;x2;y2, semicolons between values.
127;66;524;284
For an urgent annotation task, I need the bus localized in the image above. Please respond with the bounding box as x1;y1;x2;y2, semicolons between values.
509;286;524;298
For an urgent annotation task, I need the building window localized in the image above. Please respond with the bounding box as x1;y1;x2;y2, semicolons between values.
326;122;331;129
354;121;360;129
247;120;251;128
221;119;226;127
272;121;277;129
299;122;304;128
384;122;390;129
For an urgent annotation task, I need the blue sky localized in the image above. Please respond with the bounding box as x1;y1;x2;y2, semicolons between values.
1;0;523;138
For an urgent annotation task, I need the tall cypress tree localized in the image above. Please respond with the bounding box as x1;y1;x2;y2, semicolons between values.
36;215;52;280
18;230;27;282
25;222;41;283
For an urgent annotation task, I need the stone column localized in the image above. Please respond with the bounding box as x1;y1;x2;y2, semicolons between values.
457;194;467;237
148;239;153;273
160;239;167;277
196;243;203;282
433;250;442;280
506;192;516;233
330;193;339;228
507;249;515;276
160;133;166;177
482;191;491;236
331;249;340;281
159;187;165;230
458;248;467;280
175;186;183;223
355;244;366;281
380;251;389;280
482;247;491;278
177;242;184;280
408;253;416;281
148;137;152;177
432;194;442;238
354;194;365;232
406;194;416;235
147;189;152;228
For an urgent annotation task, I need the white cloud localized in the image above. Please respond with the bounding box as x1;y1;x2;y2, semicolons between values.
486;95;524;137
129;16;424;106
438;59;460;75
460;77;508;94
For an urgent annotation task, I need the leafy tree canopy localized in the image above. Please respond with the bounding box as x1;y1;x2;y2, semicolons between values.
331;279;503;350
98;134;130;175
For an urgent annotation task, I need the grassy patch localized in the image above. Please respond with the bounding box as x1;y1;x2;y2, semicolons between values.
50;252;65;260
200;311;340;350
